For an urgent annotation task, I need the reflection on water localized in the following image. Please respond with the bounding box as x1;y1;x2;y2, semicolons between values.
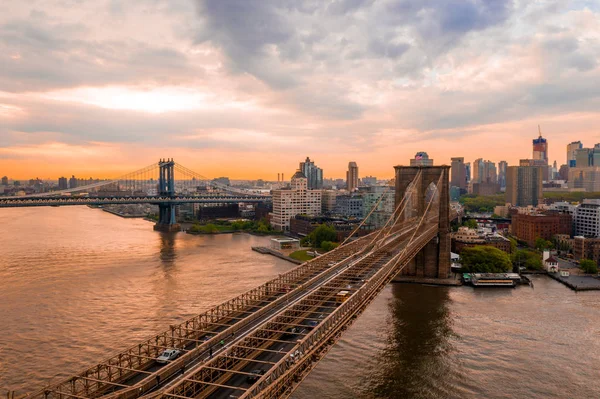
158;233;177;266
367;284;458;398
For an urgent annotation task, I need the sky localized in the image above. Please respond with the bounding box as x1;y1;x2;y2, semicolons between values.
1;0;599;180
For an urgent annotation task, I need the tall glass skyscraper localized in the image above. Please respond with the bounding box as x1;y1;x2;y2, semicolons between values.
299;157;323;189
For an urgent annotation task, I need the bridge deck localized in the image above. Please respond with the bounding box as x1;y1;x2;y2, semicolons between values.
29;226;416;399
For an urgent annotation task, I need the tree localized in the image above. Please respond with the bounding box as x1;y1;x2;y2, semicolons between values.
460;246;512;273
306;224;337;248
463;219;478;229
320;241;339;252
534;237;553;251
580;259;598;274
508;237;517;254
512;249;543;270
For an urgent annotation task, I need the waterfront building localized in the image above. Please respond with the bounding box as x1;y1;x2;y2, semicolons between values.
573;200;600;238
270;170;321;231
1;176;7;186
299;157;323;189
511;212;572;247
567;141;583;167
346;162;359;191
505;166;543;206
572;236;600;264
410;152;433;166
450;157;467;189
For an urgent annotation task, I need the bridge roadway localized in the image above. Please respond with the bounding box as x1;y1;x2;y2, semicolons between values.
31;222;416;399
157;221;438;399
0;195;271;208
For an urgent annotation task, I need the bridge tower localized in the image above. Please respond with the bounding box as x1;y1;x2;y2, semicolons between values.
154;159;180;232
394;165;451;279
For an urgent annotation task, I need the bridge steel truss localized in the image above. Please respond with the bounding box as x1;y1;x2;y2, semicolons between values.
0;196;270;208
28;231;389;399
148;169;445;399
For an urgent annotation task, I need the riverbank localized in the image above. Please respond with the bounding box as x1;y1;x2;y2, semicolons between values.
102;208;145;218
251;246;303;265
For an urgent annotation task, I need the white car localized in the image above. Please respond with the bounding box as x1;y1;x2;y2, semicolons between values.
156;349;181;364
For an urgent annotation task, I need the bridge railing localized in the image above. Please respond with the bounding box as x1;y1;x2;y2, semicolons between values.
28;231;380;399
241;224;438;398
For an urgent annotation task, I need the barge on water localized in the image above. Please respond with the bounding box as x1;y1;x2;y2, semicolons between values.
463;273;522;287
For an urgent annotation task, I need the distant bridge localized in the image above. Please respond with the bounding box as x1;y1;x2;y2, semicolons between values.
0;159;271;231
24;165;455;399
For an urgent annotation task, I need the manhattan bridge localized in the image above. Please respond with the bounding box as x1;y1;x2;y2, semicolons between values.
0;159;271;231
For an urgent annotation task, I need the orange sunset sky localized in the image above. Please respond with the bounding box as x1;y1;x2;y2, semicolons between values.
1;1;599;180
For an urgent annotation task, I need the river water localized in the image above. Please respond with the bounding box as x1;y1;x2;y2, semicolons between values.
1;207;599;398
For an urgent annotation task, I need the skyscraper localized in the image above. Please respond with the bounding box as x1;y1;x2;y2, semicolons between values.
346;162;359;191
532;125;548;163
58;177;68;190
472;158;484;183
450;157;467;189
1;176;8;186
299;157;323;189
498;161;508;188
567;141;582;167
465;162;471;184
505;166;543;206
69;175;78;189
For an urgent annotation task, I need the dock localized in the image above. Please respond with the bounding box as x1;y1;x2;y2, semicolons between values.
251;246;303;265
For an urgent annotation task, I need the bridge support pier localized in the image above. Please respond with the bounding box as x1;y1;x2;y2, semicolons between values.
392;165;451;279
154;159;180;232
154;203;180;232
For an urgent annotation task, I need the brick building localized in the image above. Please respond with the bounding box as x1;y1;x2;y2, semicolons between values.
573;236;600;264
511;213;572;247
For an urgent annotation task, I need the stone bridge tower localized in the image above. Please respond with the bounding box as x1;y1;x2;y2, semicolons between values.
394;165;451;279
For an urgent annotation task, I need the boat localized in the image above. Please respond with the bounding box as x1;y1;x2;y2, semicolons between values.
468;273;521;288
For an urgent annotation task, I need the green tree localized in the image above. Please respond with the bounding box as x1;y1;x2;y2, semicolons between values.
306;224;337;248
508;237;518;253
534;237;553;251
320;241;339;252
463;219;478;229
580;259;598;274
460;246;512;273
512;249;543;270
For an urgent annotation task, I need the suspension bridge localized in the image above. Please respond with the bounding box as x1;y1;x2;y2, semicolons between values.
0;160;271;231
21;165;455;399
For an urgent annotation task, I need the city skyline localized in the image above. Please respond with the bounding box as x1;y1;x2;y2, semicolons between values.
2;2;600;179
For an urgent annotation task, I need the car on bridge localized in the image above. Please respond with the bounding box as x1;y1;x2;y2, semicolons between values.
156;348;181;364
246;369;266;383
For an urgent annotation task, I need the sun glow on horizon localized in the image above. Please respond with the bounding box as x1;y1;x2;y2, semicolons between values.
42;86;257;114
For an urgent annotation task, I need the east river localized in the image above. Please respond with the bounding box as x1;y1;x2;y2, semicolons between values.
1;207;600;398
